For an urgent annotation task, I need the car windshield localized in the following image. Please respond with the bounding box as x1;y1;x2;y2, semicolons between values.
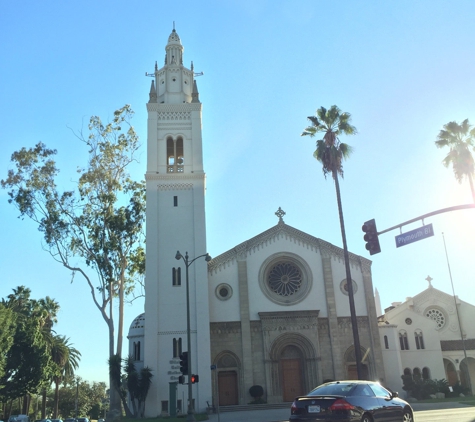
308;383;355;396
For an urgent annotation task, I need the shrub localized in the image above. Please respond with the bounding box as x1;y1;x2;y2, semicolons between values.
249;385;264;399
400;375;448;399
248;385;266;404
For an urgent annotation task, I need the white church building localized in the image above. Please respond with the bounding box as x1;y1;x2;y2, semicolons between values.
376;278;475;395
127;29;474;417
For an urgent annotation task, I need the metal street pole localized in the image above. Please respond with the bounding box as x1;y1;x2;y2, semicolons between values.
442;233;473;395
176;251;211;422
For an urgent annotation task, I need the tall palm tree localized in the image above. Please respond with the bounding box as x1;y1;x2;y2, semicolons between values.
435;119;475;203
51;335;81;418
302;105;364;379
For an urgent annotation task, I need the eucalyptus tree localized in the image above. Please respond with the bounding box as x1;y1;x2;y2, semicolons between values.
435;119;475;203
1;105;146;413
301;105;363;379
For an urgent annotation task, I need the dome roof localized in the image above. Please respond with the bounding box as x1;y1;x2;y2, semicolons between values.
128;313;145;337
167;29;181;45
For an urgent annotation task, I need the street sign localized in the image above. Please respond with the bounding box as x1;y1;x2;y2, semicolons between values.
395;223;434;248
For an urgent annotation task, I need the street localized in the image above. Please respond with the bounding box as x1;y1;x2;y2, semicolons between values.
414;407;475;421
208;406;475;422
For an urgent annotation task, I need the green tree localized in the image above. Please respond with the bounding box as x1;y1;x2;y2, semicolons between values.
51;336;81;418
1;105;146;413
301;105;363;378
435;119;475;203
0;302;16;382
0;287;53;402
124;356;152;417
109;355;152;418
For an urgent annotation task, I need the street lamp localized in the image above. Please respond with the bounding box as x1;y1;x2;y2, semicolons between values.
75;377;79;418
175;251;212;422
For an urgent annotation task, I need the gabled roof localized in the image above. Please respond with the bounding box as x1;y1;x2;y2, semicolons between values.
208;219;371;274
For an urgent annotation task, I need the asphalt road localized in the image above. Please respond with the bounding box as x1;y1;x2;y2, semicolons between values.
207;402;475;422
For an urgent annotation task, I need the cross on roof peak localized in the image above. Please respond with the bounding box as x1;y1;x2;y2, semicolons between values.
275;207;286;223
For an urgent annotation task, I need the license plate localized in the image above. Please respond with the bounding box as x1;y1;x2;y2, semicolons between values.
308;405;321;413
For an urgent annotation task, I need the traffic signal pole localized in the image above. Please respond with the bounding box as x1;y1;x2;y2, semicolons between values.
363;204;475;254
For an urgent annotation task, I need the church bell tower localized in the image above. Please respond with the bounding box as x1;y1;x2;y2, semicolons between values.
143;28;211;416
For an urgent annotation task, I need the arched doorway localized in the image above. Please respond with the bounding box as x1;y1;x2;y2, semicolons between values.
460;357;475;393
345;346;370;380
444;359;458;386
268;332;318;403
281;345;304;402
214;352;240;406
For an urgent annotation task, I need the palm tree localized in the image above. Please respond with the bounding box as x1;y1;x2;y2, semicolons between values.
51;335;81;418
301;105;364;379
435;119;475;203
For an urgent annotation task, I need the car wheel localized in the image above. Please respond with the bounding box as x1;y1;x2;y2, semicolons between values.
360;414;373;422
403;410;413;422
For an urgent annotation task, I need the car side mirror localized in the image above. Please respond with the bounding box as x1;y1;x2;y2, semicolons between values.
391;391;399;398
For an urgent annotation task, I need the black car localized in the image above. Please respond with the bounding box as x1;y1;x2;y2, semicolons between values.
289;380;413;422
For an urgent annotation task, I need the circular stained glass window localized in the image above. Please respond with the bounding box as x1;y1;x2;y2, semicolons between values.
426;308;446;329
259;253;312;306
267;262;302;296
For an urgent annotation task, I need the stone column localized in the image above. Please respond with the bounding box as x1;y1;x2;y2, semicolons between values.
320;248;344;380
237;256;254;403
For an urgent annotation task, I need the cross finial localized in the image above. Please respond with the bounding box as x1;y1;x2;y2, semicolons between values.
275;207;286;223
426;275;433;287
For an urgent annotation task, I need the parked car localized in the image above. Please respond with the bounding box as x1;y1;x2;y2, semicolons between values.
76;418;89;422
289;380;413;422
51;419;63;422
64;418;76;422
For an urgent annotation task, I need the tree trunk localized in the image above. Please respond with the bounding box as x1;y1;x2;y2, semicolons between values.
469;174;475;204
332;170;364;379
41;388;47;418
53;379;60;418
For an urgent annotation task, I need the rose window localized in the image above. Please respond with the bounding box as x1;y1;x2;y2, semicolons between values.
426;308;446;329
267;262;302;296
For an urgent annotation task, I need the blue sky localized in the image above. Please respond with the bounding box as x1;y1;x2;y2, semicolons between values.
2;1;475;384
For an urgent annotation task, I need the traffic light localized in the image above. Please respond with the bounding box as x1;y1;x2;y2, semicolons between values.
179;352;189;375
178;375;185;384
362;219;381;255
190;374;199;384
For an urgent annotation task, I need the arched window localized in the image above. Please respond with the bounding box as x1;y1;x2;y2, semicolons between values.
172;267;181;286
133;341;141;361
399;330;409;350
415;330;425;350
422;367;430;380
173;338;182;358
384;335;389;349
167;137;184;173
413;367;421;379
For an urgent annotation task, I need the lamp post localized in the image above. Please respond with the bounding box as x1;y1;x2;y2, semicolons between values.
75;377;79;418
175;250;212;422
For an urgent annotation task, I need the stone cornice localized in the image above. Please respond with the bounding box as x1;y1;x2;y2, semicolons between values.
145;172;205;181
208;221;371;273
147;103;202;113
258;310;320;319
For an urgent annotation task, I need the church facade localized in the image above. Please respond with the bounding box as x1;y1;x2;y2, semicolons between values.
128;29;386;417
